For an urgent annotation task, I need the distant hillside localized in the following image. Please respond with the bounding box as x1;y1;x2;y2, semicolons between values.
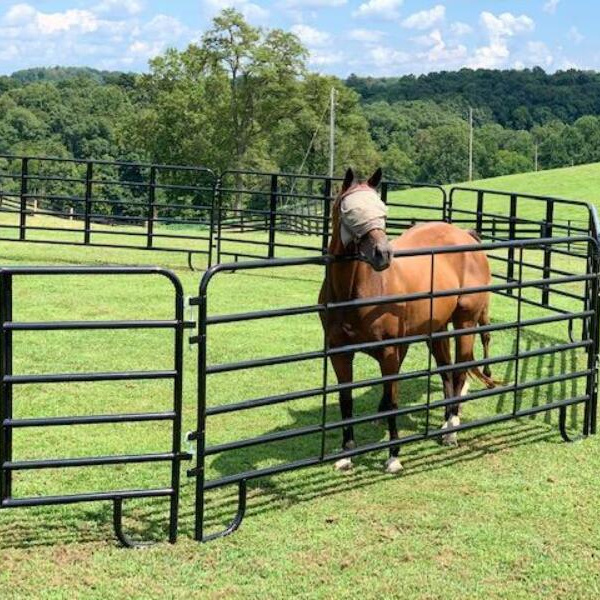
3;66;137;87
347;68;600;129
454;161;600;203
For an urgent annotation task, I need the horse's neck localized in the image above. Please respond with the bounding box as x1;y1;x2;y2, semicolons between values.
328;261;360;302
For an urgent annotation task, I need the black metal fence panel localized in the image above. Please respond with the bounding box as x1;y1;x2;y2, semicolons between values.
0;155;217;267
0;266;192;546
189;232;600;542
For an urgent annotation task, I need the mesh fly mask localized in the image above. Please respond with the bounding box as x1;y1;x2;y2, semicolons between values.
339;187;388;247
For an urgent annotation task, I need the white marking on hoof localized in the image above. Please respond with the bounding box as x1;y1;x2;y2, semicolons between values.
334;457;353;471
441;415;460;446
384;456;403;474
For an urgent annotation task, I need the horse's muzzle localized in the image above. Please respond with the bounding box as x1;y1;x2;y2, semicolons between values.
371;243;393;271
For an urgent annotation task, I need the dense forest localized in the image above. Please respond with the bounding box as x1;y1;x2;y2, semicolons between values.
1;8;600;189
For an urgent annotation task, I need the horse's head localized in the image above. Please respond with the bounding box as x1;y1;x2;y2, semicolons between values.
333;167;393;272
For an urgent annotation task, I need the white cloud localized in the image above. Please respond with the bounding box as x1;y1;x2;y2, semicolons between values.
352;0;403;20
525;41;553;67
468;12;535;69
480;12;534;40
94;0;144;17
368;45;410;65
0;2;191;71
567;26;584;44
414;29;467;64
450;21;472;36
348;28;385;44
291;24;331;46
401;5;445;30
205;0;269;21
543;0;559;15
308;49;344;66
282;0;346;6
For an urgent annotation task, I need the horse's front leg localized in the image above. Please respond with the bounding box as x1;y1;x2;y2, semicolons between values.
380;346;404;474
330;352;355;471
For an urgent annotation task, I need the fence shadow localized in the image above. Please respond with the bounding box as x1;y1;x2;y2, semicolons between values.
0;322;586;548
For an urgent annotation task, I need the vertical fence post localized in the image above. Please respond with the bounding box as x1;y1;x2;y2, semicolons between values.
193;287;208;541
216;178;224;265
476;189;484;234
541;200;554;306
147;166;156;250
84;161;93;245
322;178;332;254
380;181;388;205
268;174;278;259
0;272;13;503
506;194;517;294
586;212;600;435
19;158;28;241
207;175;218;269
168;280;185;543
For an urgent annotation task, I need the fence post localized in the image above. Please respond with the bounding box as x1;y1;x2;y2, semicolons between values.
541;200;554;306
19;158;28;241
380;181;388;205
147;166;157;249
476;189;484;234
84;161;93;244
268;174;278;259
506;194;517;295
322;178;332;254
207;175;218;269
0;272;13;502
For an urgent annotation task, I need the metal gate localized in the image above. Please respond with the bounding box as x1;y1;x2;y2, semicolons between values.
187;194;600;542
0;266;192;546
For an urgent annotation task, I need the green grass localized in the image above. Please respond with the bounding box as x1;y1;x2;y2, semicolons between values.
0;165;600;599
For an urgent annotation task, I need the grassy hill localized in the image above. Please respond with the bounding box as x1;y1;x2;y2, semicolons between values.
452;162;600;204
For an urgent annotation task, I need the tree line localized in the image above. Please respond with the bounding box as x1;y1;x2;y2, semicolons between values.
0;8;599;202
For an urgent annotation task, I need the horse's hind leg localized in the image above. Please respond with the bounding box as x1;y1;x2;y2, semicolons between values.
379;346;404;474
448;312;480;445
331;353;355;471
479;304;492;378
429;336;458;446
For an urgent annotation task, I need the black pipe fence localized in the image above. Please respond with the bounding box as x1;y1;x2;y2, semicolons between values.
188;233;600;542
0;266;193;546
0;155;600;546
1;155;596;274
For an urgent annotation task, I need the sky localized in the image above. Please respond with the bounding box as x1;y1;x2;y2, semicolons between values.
0;0;596;76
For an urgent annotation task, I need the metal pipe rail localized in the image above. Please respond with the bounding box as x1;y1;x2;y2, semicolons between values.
188;233;600;543
0;266;193;547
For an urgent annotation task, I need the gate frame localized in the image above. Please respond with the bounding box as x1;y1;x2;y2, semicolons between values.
0;266;193;546
189;232;600;543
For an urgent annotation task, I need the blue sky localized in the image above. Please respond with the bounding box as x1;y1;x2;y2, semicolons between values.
0;1;596;76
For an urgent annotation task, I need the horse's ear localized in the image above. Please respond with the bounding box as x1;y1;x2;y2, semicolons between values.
368;167;383;189
341;168;355;193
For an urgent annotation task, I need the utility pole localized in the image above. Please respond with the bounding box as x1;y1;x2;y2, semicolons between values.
468;106;473;181
534;143;539;172
329;87;336;178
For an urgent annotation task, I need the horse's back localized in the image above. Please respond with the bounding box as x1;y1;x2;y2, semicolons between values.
389;221;490;301
392;221;479;251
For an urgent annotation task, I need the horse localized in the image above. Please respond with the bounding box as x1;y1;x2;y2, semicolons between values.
319;167;495;474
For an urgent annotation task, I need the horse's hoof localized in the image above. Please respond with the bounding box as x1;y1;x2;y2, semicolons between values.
441;415;460;446
334;457;353;471
384;456;403;474
441;434;458;447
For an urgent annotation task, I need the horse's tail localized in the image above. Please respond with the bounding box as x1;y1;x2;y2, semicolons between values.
468;366;497;389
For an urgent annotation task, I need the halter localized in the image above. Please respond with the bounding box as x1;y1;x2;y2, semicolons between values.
339;184;388;247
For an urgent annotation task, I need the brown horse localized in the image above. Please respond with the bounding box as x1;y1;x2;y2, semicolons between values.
319;168;495;473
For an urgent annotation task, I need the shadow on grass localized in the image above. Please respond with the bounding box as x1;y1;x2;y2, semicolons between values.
0;324;588;548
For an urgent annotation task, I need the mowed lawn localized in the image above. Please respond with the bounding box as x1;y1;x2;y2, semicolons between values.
0;166;599;599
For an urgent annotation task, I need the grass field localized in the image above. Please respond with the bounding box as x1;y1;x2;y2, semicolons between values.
0;165;600;599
